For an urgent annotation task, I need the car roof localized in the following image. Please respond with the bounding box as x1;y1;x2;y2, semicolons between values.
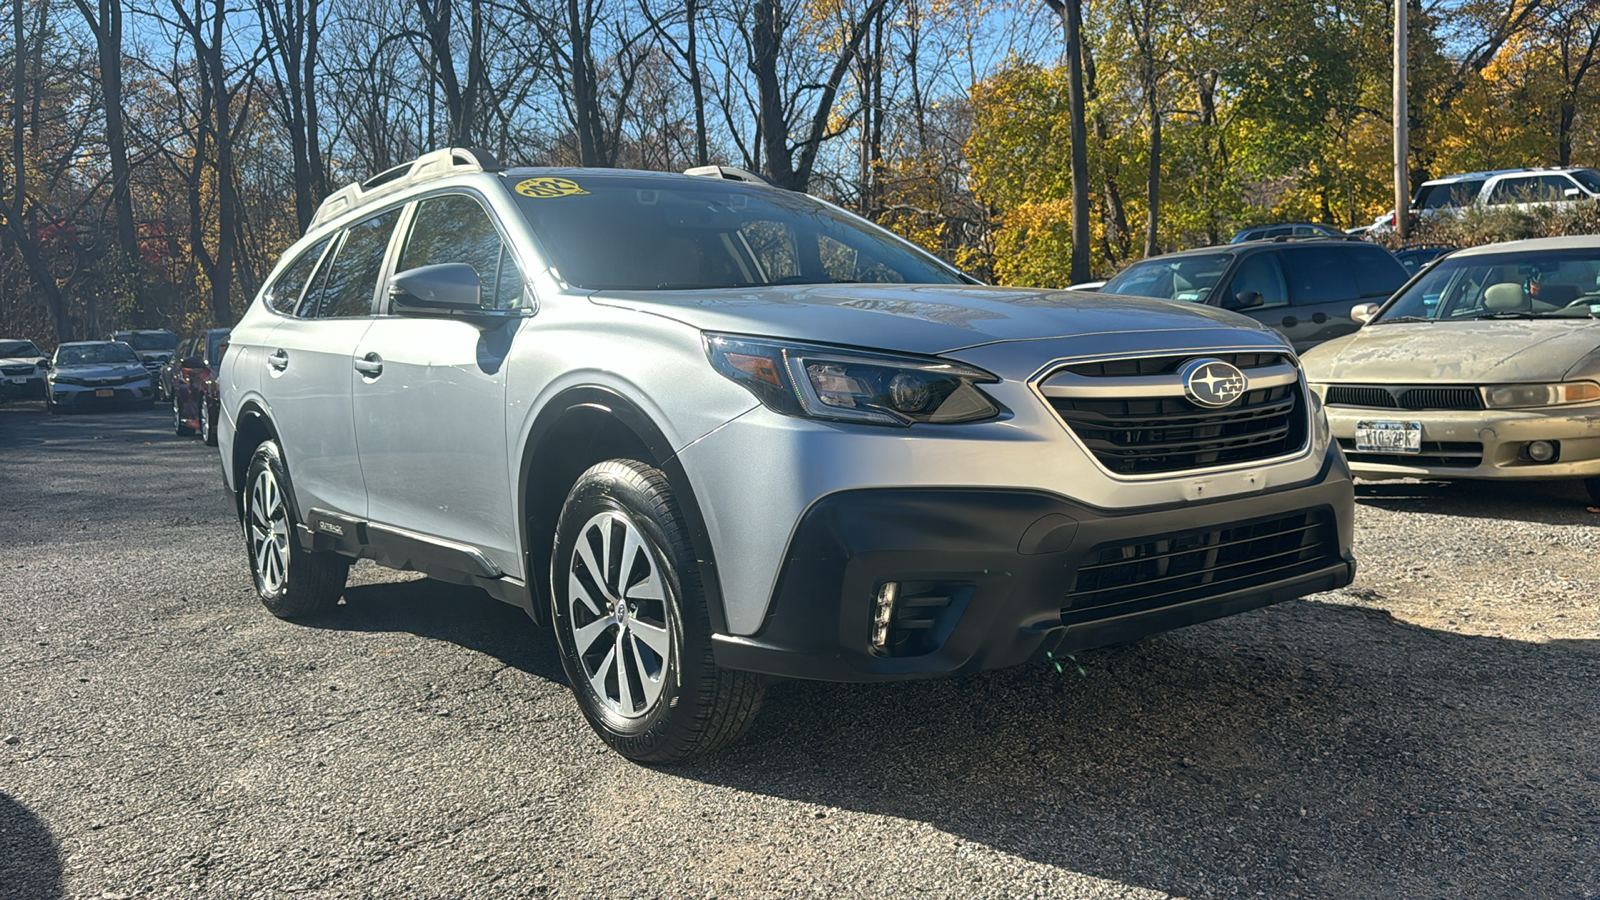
1422;166;1597;186
1445;235;1600;258
1137;238;1372;262
59;340;121;347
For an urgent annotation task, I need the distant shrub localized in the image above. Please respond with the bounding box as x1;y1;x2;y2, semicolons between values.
1374;203;1600;251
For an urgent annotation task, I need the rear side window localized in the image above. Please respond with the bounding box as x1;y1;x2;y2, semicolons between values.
1350;246;1409;298
263;237;331;314
1280;248;1359;305
313;210;402;318
399;194;524;310
1417;180;1485;210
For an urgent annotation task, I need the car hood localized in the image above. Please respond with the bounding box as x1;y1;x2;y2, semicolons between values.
0;355;43;367
1302;319;1600;383
51;362;147;379
590;284;1275;356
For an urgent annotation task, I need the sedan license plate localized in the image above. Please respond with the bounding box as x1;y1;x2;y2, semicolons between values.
95;388;114;398
8;376;27;384
1355;420;1422;453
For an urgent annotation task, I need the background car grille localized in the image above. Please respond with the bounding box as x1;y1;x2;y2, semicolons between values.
1325;385;1483;410
1043;353;1308;475
1338;439;1482;468
1061;510;1338;623
1;365;36;376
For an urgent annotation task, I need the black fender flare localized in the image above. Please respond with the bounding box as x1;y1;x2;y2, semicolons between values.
516;386;728;634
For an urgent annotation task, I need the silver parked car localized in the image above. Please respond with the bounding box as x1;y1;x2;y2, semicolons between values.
1302;236;1600;504
220;149;1356;761
46;341;155;413
0;338;48;401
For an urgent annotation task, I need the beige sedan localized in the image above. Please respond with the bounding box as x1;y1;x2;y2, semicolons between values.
1301;236;1600;505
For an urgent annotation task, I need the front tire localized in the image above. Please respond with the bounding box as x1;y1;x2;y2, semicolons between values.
551;460;764;763
200;399;218;446
173;393;195;436
1585;476;1600;506
243;440;349;618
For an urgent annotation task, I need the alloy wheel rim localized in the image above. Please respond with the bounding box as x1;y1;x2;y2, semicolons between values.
248;468;291;594
566;511;672;719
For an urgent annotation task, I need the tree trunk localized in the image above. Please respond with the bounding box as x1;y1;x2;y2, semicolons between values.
1144;88;1160;258
1051;0;1092;282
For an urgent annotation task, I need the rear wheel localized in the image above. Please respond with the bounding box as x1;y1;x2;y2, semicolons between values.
173;392;195;436
243;440;349;618
200;399;217;446
551;459;764;763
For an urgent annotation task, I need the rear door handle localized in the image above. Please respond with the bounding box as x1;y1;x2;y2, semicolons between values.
354;352;383;378
267;349;288;371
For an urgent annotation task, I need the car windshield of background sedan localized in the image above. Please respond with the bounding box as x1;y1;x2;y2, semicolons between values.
510;174;969;291
1100;254;1233;302
0;340;42;357
116;332;178;351
57;343;140;365
1374;249;1600;323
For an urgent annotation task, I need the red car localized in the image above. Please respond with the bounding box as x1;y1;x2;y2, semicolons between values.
171;328;230;445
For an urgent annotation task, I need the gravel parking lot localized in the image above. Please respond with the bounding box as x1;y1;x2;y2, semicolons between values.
2;402;1597;899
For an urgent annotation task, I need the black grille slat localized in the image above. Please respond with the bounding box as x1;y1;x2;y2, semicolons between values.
1325;384;1482;410
1051;378;1307;475
1061;511;1338;620
1066;353;1287;377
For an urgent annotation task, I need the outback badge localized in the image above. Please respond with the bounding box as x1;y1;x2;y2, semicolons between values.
1179;358;1248;408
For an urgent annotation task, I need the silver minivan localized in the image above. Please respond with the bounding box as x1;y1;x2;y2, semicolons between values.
221;149;1357;761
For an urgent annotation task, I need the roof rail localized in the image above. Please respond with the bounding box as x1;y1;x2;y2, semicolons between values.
309;148;503;230
684;165;773;187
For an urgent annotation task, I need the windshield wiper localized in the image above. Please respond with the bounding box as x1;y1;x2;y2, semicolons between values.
1376;315;1432;323
1467;311;1544;320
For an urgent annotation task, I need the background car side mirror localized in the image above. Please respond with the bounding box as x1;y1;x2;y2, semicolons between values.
1564;187;1583;199
1350;302;1379;324
1224;291;1263;310
389;263;482;313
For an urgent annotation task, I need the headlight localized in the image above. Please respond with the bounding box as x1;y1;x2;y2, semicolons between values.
51;375;85;386
705;333;1003;426
1481;381;1600;409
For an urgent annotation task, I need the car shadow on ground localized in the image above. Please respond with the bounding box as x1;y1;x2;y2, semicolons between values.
309;578;569;686
293;576;1599;896
1355;476;1600;526
0;792;63;900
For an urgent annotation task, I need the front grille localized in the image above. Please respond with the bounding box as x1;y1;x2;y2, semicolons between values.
1325;385;1483;410
1064;352;1288;378
1061;510;1338;623
1049;385;1308;475
1338;439;1482;468
1;365;36;376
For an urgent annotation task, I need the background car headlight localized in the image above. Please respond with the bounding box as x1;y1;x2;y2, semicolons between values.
1481;381;1600;408
705;333;1002;426
50;375;86;386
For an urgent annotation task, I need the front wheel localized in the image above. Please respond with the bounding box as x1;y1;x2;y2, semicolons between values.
200;399;218;446
243;440;349;618
173;393;195;436
1585;476;1600;506
551;460;764;763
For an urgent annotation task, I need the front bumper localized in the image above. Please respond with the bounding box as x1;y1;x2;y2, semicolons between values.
711;447;1355;682
1324;404;1600;480
50;381;154;407
1;376;45;399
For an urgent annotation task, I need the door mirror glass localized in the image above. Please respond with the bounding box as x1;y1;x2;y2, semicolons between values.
389;263;483;313
1225;290;1263;310
1350;302;1379;324
1564;187;1583;199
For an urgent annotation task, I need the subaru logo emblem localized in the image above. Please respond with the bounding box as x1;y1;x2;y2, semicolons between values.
1179;358;1248;408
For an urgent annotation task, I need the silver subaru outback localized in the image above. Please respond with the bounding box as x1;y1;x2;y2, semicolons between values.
219;149;1356;762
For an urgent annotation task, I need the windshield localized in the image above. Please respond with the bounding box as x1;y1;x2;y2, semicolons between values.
56;343;140;365
114;331;178;351
508;174;968;291
1416;180;1486;210
1101;254;1233;302
1375;248;1600;322
1572;169;1600;194
0;340;41;357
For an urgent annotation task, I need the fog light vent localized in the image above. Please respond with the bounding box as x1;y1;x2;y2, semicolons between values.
869;580;967;658
1524;440;1558;463
869;582;898;651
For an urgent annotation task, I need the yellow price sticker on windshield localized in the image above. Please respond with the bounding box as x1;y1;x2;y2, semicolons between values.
515;177;589;199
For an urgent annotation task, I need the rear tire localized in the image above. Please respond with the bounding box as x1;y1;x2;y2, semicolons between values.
200;400;218;446
243;440;349;618
551;459;764;763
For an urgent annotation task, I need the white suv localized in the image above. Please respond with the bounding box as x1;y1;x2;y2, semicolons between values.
221;149;1357;761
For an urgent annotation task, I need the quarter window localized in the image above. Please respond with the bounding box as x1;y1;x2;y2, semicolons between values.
263;237;331;315
399;194;524;310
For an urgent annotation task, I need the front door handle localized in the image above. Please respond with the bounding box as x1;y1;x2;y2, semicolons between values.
267;349;289;371
354;352;383;378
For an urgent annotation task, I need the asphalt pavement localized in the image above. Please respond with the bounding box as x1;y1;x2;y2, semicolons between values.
2;402;1597;899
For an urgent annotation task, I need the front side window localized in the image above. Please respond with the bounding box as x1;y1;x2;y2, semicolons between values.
1101;253;1232;302
312;209;402;318
399;194;524;310
1228;253;1288;307
1570;169;1600;193
1417;180;1486;210
509;174;967;291
1487;176;1572;205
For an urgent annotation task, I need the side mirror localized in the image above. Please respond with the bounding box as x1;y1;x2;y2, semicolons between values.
39;359;51;369
389;263;483;314
1350;302;1379;325
1565;187;1583;199
1225;290;1263;310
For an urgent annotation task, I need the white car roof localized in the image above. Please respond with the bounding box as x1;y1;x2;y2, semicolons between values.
1449;235;1600;257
